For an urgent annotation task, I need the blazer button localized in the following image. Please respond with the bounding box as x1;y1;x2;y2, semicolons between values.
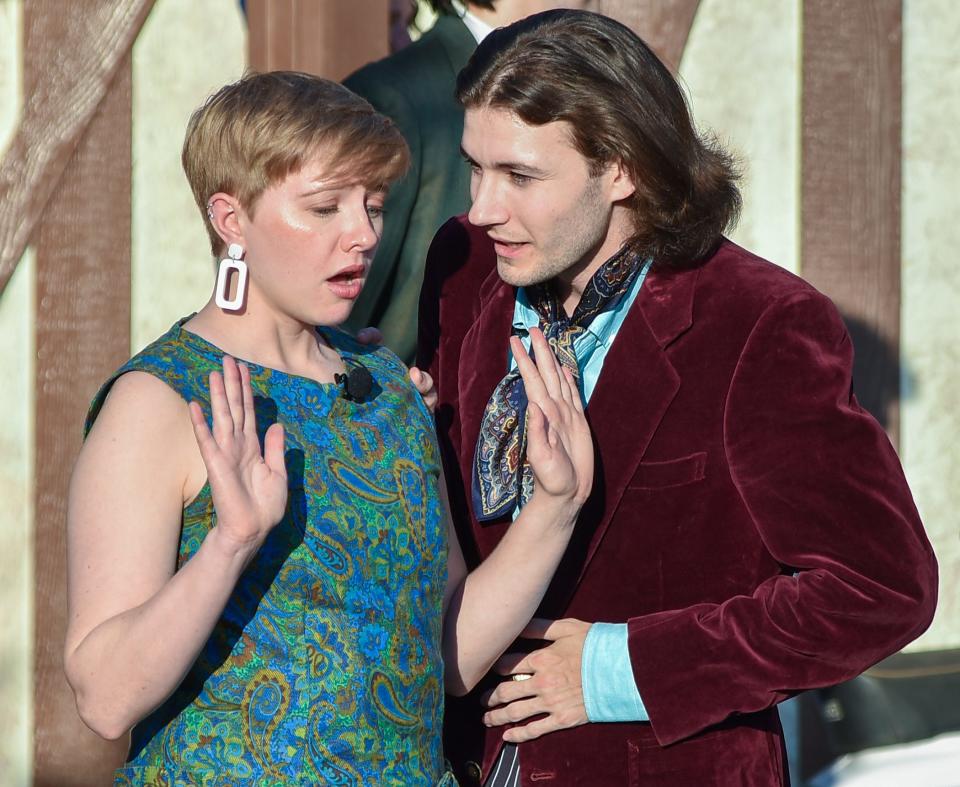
465;760;483;784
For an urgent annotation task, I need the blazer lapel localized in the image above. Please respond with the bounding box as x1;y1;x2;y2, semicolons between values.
458;270;517;555
546;266;700;601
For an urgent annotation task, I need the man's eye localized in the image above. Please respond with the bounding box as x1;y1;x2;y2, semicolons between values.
510;172;532;185
312;206;337;217
366;205;384;218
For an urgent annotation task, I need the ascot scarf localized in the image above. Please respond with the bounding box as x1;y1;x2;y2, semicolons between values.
471;244;645;521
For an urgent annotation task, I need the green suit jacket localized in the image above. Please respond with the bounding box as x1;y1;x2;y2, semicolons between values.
343;15;476;363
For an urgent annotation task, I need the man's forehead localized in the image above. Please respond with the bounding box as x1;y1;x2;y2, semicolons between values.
462;106;581;162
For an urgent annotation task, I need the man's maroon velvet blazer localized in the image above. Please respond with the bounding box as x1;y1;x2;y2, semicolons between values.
417;216;937;786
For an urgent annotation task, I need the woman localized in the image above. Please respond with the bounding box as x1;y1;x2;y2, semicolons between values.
64;72;592;785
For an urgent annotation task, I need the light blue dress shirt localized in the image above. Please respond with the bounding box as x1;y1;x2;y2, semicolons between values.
507;259;652;723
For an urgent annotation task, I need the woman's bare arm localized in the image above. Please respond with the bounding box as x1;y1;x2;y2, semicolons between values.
64;358;285;739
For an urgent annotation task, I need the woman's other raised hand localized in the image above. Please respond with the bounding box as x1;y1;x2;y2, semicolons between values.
512;328;593;508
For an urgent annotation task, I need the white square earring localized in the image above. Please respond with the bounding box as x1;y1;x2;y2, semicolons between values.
214;243;247;311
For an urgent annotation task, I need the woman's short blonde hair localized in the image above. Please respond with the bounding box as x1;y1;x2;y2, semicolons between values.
182;71;410;257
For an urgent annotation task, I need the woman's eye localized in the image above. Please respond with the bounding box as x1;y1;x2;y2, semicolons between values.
366;205;385;219
312;206;337;217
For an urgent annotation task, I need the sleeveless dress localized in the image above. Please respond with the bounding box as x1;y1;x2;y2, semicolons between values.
85;318;456;786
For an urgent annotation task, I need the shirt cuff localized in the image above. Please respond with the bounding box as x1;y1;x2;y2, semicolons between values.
581;622;649;723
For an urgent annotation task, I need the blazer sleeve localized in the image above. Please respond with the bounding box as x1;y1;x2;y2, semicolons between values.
626;289;938;745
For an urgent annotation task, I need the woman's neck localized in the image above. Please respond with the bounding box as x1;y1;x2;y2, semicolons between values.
185;299;344;383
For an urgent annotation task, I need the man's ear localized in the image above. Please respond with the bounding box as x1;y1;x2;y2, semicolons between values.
207;193;245;250
606;160;636;203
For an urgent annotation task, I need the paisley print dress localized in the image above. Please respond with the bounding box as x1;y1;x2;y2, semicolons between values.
86;319;454;786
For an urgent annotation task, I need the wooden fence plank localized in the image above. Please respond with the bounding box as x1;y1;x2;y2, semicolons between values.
248;0;389;80
32;47;132;787
802;0;903;441
597;0;700;73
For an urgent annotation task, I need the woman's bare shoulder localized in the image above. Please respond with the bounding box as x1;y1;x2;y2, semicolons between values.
88;370;191;436
78;369;202;501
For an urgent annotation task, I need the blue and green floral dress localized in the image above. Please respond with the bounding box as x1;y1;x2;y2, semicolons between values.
85;319;455;786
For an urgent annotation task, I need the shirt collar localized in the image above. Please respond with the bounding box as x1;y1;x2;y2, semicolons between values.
512;258;653;353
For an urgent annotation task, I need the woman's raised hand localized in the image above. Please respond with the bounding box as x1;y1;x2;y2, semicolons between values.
513;328;593;507
189;356;287;554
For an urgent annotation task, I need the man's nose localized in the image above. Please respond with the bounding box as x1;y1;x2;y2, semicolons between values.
468;176;508;227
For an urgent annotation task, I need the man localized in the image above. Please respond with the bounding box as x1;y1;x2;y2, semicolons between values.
417;10;937;786
344;0;590;363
